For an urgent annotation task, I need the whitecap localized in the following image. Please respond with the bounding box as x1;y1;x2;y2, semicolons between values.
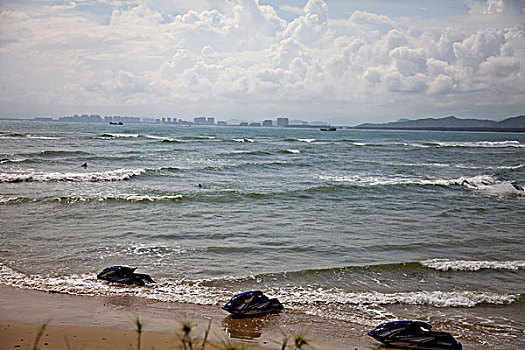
318;174;524;196
0;168;147;183
436;141;523;148
421;259;525;272
232;138;254;143
26;135;61;140
104;133;139;138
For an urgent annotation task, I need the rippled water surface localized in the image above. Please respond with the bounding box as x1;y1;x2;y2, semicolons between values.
1;121;524;348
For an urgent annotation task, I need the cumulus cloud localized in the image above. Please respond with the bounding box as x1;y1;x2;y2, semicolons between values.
0;0;524;123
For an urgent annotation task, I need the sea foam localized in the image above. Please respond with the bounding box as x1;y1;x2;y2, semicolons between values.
0;264;519;309
318;174;524;196
0;168;146;183
421;259;525;271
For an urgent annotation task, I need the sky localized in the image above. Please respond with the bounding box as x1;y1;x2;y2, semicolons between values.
0;0;524;125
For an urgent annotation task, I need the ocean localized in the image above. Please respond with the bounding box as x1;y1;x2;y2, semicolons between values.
1;120;524;348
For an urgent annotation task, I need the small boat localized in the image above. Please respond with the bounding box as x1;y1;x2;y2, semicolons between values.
320;127;336;131
368;320;462;349
109;122;123;125
222;290;284;317
97;266;154;286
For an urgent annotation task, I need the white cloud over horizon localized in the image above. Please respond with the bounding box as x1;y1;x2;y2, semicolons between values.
0;0;524;124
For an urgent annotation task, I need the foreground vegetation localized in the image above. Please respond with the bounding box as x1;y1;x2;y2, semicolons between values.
31;317;313;350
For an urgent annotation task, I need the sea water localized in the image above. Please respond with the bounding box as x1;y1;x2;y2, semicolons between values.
1;120;524;348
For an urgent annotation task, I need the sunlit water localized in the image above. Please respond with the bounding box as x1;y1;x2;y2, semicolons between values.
1;121;524;348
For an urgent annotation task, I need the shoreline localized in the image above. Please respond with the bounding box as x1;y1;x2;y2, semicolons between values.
0;284;373;349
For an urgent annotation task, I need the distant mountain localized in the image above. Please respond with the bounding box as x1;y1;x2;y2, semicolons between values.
355;115;525;132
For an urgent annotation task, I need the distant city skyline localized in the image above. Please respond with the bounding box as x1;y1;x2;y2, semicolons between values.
1;0;524;124
7;114;333;127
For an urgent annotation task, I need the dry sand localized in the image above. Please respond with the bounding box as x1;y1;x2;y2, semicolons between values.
0;285;376;349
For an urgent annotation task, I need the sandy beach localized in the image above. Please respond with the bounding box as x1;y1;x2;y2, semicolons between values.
0;285;377;349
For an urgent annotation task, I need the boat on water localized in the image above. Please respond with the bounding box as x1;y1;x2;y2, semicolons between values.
109;122;123;125
320;127;336;131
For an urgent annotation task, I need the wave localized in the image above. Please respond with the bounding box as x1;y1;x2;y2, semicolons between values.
97;134;217;142
201;160;288;172
0;133;61;140
0;264;519;310
282;149;300;154
25;135;61;140
203;260;525;285
53;194;183;203
228;150;272;155
161;138;182;143
99;133;139;138
396;141;524;148
0;196;37;205
421;259;525;271
430;140;524;148
177;136;216;140
34;150;90;158
1;193;183;205
143;135;174;142
495;162;525;170
319;174;525;196
284;138;316;143
344;140;524;149
231;138;254;143
277;288;519;308
0;168;146;183
318;174;448;186
0;158;29;164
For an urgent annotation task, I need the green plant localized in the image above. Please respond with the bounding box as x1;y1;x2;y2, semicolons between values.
293;334;310;349
177;319;211;350
134;316;144;350
32;324;47;350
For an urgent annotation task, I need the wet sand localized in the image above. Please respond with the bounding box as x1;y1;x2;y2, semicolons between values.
0;285;374;349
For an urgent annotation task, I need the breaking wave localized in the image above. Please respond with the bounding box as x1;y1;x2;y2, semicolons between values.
0;264;519;310
99;133;139;138
350;140;524;149
428;140;524;148
0;168;146;183
231;138;254;143
421;259;525;272
276;287;519;308
0;196;36;205
283;149;301;154
0;133;61;140
52;194;183;203
319;174;525;196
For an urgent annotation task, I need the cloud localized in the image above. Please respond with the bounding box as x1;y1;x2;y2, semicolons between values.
479;0;525;15
453;28;505;68
0;0;524;123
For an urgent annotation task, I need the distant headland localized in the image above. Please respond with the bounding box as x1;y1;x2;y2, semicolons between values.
355;115;525;133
